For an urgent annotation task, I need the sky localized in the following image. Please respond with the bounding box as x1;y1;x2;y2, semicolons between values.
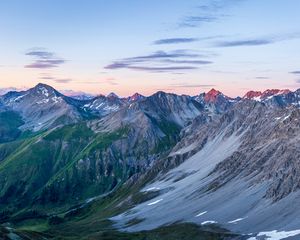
0;0;300;97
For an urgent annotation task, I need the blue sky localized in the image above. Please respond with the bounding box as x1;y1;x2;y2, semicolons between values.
0;0;300;96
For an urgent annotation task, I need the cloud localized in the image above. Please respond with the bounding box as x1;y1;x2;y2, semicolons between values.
25;48;65;69
39;73;72;83
54;79;72;83
127;66;198;72
179;0;245;28
106;64;198;72
153;35;224;45
296;79;300;83
26;51;54;59
104;50;214;73
163;59;213;65
153;38;199;45
180;16;218;28
40;76;55;80
214;32;300;48
290;71;300;75
255;76;270;79
197;0;244;11
105;62;130;69
124;50;203;61
215;39;272;47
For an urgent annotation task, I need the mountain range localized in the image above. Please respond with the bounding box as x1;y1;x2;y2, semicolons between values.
0;83;300;239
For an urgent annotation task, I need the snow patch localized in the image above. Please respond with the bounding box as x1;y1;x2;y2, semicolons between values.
143;187;161;192
36;99;49;104
52;96;62;103
228;217;246;224
13;94;27;102
39;87;49;97
248;229;300;240
195;211;207;217
282;114;291;121
201;221;217;225
147;199;163;206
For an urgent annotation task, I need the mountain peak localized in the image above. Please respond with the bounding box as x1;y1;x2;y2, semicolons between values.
243;90;262;99
33;82;57;92
34;83;54;90
243;89;291;101
262;89;290;97
204;88;223;102
107;92;119;99
128;92;145;102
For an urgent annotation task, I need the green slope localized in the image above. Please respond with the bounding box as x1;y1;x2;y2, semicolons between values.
0;110;24;143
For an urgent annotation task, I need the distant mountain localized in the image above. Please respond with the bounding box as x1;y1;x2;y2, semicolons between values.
125;92;145;103
82;94;126;117
243;88;300;107
243;89;291;101
60;89;95;100
0;87;19;96
1;83;300;239
0;83;83;131
193;88;237;114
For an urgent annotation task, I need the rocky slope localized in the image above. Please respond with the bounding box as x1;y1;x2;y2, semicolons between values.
111;99;300;238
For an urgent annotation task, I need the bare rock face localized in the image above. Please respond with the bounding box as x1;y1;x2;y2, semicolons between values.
110;99;300;234
170;99;300;201
205;101;300;201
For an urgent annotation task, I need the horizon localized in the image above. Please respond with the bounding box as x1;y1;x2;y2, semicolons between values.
0;81;297;98
1;1;300;96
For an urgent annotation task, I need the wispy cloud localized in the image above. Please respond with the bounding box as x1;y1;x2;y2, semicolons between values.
54;79;72;83
153;38;198;45
215;33;300;48
40;76;55;80
39;73;72;83
215;39;272;47
255;76;270;79
104;50;214;73
290;71;300;75
179;0;244;28
124;50;203;61
128;66;198;72
25;48;66;69
296;79;300;83
180;16;218;27
105;64;198;72
163;59;212;65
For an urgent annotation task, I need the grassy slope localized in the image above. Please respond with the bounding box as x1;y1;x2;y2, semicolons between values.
0;116;220;239
0;111;24;143
14;183;239;239
0;116;181;219
0;123;131;213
